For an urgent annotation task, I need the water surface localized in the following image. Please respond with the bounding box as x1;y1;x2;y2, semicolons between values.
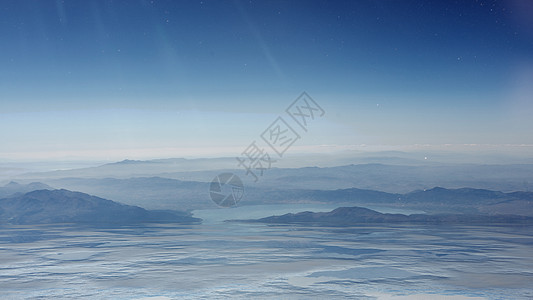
1;222;532;299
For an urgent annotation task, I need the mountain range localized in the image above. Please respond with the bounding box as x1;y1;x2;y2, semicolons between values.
8;158;533;193
248;206;533;225
0;181;52;198
2;180;533;216
0;189;200;225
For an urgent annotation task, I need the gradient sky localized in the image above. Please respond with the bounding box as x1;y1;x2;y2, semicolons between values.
1;0;532;161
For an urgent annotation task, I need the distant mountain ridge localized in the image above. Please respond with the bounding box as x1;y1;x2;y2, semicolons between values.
43;176;210;210
13;157;239;180
14;176;533;215
0;189;200;225
0;181;53;198
11;157;533;193
247;186;533;216
248;206;533;225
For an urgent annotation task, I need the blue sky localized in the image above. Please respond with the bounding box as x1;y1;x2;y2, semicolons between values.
1;0;532;161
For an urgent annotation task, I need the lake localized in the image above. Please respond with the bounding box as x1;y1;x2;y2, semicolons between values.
1;209;532;299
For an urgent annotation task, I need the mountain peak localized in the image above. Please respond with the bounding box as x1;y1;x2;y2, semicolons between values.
5;181;21;187
0;181;53;199
115;159;143;164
